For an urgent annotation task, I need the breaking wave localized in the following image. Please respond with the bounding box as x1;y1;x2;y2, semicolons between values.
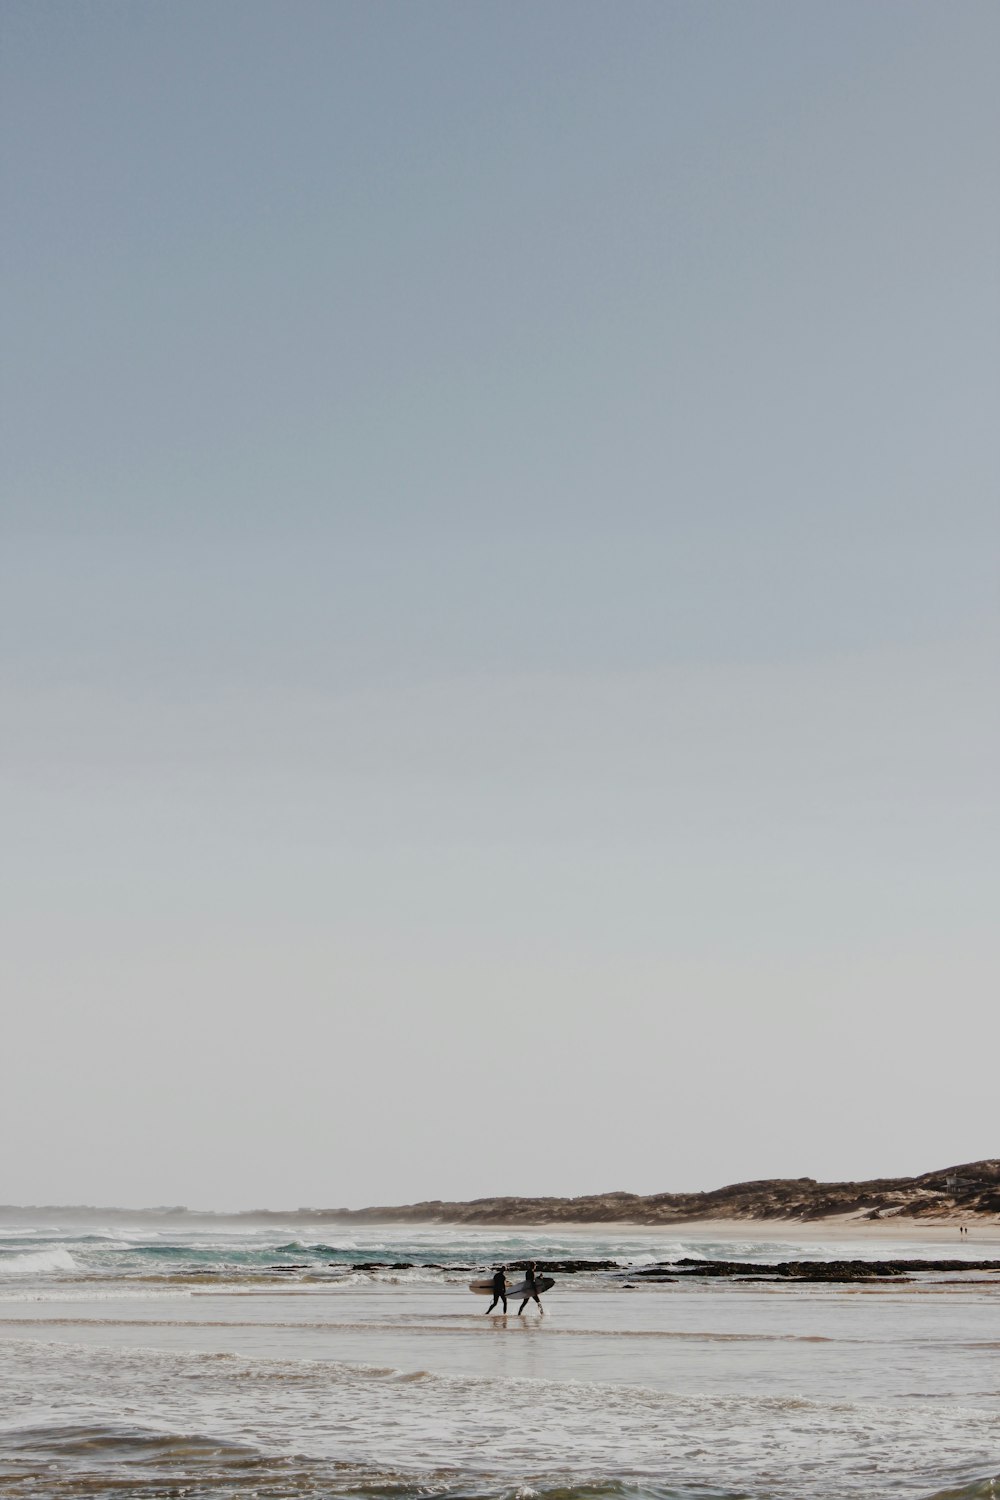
0;1247;77;1275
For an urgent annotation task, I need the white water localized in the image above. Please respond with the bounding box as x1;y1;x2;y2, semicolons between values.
1;1214;998;1499
0;1247;78;1275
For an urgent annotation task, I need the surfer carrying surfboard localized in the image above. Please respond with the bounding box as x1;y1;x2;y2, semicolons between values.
518;1262;545;1316
485;1267;507;1314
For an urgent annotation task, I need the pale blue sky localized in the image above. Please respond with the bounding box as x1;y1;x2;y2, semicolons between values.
2;1;997;1208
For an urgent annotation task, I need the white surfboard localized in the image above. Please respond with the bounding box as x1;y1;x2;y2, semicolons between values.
501;1277;555;1297
469;1276;555;1295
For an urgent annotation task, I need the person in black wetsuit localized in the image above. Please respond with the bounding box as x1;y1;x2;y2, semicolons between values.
518;1261;544;1316
485;1266;507;1314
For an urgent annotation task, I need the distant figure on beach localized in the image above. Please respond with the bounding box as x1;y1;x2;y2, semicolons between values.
486;1266;507;1314
518;1262;545;1316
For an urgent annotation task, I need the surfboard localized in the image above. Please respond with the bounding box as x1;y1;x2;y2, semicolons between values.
501;1277;555;1297
469;1277;555;1295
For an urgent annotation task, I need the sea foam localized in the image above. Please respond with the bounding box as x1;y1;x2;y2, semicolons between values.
0;1247;78;1275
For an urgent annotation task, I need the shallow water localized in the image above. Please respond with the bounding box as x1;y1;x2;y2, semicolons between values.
1;1215;997;1499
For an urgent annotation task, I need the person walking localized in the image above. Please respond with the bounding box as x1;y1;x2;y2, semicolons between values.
485;1266;507;1314
518;1261;544;1316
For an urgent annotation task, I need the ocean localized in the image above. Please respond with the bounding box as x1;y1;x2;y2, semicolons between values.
1;1212;997;1499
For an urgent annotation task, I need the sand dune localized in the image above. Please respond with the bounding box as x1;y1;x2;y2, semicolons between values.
329;1158;1000;1227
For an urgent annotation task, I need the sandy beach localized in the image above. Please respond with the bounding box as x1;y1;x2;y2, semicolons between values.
556;1215;1000;1247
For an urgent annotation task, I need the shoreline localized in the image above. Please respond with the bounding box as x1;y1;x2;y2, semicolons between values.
386;1216;1000;1247
208;1213;1000;1251
3;1209;998;1241
674;1217;1000;1244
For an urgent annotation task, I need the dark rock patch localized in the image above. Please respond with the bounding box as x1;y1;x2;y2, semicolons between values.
532;1259;620;1273
634;1258;1000;1282
348;1261;414;1271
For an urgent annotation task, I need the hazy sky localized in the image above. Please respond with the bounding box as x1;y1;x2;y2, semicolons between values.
2;1;997;1211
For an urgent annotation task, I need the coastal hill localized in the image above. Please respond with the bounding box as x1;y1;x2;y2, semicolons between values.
5;1161;998;1225
321;1159;1000;1225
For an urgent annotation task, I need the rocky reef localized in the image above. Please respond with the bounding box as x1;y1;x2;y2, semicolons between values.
632;1257;1000;1282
